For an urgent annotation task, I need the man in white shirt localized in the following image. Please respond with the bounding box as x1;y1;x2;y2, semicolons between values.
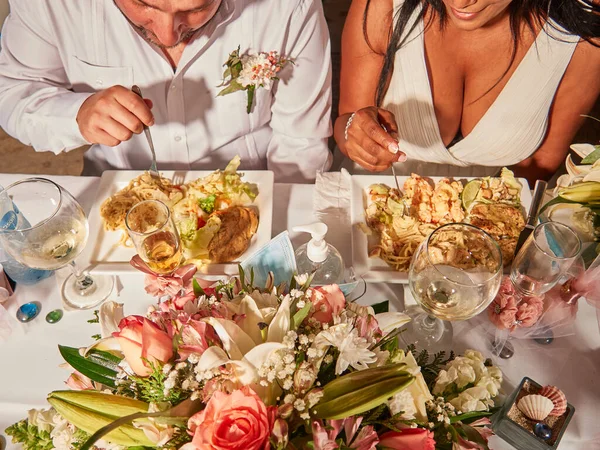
0;0;333;182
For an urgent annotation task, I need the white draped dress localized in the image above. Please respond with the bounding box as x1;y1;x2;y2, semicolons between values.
343;0;580;177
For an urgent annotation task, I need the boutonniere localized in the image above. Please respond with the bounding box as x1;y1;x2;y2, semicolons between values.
217;47;294;113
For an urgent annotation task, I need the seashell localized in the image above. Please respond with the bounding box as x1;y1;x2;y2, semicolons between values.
539;385;567;416
517;394;554;421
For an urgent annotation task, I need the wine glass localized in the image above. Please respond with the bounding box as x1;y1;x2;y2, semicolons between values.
401;223;503;351
510;221;581;298
0;178;114;309
125;200;183;275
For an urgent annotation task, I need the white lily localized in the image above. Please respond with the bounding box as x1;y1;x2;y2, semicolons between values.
388;351;432;422
374;312;411;334
99;301;124;339
198;312;292;403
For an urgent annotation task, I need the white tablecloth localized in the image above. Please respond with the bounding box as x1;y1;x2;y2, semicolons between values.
0;174;598;450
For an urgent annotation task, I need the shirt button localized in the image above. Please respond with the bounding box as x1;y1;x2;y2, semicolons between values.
171;84;177;90
95;79;103;87
174;135;182;142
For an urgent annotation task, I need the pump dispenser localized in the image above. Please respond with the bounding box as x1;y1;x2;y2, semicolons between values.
293;222;344;285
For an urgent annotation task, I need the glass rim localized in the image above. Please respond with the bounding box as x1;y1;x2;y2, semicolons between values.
125;199;172;237
0;177;63;234
423;222;503;287
532;221;582;260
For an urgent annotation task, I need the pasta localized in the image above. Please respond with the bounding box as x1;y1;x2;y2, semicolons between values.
363;172;525;272
100;173;184;246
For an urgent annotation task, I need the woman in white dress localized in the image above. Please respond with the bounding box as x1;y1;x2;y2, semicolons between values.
335;0;600;181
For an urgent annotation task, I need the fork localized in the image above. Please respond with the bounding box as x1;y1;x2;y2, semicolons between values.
379;123;403;194
171;171;185;186
131;85;160;182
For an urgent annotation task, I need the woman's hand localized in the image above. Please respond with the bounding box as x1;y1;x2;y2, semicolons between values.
342;106;406;171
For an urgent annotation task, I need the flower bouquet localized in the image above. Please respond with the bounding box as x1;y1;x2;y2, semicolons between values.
6;268;504;450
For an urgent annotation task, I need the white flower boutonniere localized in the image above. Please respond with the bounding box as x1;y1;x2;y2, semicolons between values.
217;46;294;113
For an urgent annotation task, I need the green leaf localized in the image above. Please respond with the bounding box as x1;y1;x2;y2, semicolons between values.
59;345;121;388
539;195;580;215
246;85;255;114
292;302;312;329
79;399;203;450
450;410;493;424
581;146;600;165
371;301;389;314
239;265;246;288
193;279;205;297
217;79;245;97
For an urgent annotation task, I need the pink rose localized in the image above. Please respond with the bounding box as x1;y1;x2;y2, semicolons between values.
113;315;173;377
515;296;544;327
378;429;436;450
182;386;273;450
310;285;346;324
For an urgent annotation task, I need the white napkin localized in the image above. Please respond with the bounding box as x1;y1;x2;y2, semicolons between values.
313;170;353;265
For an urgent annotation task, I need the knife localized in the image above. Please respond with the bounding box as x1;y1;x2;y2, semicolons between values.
513;179;548;257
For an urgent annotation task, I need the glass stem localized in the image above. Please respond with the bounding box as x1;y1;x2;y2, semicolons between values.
68;261;95;294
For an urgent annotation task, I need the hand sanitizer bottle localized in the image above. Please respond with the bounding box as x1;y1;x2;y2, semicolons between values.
293;222;344;286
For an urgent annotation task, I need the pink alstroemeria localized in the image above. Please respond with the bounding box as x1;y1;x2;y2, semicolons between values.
65;371;94;390
178;320;219;361
130;255;197;298
311;417;378;450
470;418;494;442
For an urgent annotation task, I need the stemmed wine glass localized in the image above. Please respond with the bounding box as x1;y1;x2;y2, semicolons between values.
125;200;183;275
0;178;114;309
510;221;581;298
401;223;504;351
491;221;581;358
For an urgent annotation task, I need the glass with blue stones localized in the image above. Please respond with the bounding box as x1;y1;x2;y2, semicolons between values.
510;222;581;299
0;178;113;310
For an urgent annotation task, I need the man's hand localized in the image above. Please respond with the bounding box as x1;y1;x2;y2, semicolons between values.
77;85;154;146
344;107;406;171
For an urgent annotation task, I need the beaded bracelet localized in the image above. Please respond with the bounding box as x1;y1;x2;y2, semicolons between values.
344;112;356;141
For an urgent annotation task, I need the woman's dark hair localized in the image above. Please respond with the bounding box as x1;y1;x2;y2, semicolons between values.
365;0;600;106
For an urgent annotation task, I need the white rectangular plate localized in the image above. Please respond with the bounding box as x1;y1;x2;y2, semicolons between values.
83;170;274;276
351;175;532;284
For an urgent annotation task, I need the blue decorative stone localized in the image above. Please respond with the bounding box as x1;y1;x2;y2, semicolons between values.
534;423;552;440
16;302;41;322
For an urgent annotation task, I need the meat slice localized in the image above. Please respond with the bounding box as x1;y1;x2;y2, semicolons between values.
208;206;259;263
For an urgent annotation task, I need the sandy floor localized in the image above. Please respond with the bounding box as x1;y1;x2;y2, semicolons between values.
0;128;87;175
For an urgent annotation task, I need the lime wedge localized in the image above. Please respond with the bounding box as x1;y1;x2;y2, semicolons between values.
462;180;482;210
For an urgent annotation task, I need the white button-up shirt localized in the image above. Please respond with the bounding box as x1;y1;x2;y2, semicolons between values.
0;0;333;182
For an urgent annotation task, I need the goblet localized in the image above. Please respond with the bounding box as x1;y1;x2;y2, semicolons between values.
0;178;114;309
401;223;503;351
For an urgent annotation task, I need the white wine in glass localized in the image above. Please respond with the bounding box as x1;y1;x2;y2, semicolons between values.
0;178;114;309
125;199;183;275
402;223;503;350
